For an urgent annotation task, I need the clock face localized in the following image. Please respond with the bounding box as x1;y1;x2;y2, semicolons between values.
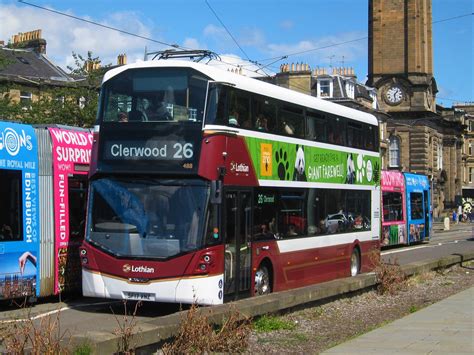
385;85;404;105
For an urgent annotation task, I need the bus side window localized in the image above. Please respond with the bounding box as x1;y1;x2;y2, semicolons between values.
227;89;250;128
253;190;278;240
306;110;327;143
278;104;304;138
252;96;277;134
278;190;307;238
365;124;377;151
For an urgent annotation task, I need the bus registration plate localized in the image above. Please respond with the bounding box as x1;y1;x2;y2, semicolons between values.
124;291;155;301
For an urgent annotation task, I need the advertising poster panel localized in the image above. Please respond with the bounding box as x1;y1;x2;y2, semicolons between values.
0;122;39;300
49;128;92;293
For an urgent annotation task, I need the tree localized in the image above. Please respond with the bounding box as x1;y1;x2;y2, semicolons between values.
0;51;110;127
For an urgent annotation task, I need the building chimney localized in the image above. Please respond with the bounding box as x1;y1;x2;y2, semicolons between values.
117;54;127;66
11;29;46;54
85;60;101;73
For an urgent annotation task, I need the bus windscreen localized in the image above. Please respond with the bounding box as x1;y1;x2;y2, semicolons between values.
88;178;209;259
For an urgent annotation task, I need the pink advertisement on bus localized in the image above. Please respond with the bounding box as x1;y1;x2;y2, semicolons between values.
49;127;92;294
381;170;407;246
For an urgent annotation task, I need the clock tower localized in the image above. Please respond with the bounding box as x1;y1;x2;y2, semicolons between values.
367;0;437;113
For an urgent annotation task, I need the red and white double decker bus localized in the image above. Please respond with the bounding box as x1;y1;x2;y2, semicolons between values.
81;55;381;305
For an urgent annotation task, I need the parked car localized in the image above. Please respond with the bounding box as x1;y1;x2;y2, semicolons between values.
324;213;350;233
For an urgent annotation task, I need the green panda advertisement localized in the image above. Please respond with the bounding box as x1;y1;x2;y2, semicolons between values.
245;137;380;186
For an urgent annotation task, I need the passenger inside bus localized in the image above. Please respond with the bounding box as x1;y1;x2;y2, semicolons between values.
228;110;240;126
254;223;273;240
118;112;128;122
128;108;145;122
242;116;253;128
287;224;298;236
256;115;268;131
144;96;172;121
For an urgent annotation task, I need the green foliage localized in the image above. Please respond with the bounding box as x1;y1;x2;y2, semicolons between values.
253;315;296;333
0;52;14;70
0;51;109;126
73;342;93;355
0;86;98;126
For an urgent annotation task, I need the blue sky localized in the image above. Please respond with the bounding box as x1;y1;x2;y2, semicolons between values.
0;0;472;106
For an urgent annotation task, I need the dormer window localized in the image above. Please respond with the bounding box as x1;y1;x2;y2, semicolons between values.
317;79;333;98
369;90;378;109
16;56;30;65
345;82;355;99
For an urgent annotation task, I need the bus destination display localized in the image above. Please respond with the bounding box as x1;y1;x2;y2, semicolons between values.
103;140;194;161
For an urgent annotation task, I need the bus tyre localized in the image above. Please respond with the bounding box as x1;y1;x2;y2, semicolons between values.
254;265;271;296
350;248;360;277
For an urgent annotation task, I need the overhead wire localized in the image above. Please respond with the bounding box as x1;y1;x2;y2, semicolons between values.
253;12;473;65
17;0;267;76
16;0;473;97
18;0;186;50
204;0;271;76
204;0;250;62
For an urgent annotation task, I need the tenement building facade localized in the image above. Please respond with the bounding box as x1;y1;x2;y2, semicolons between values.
367;0;464;215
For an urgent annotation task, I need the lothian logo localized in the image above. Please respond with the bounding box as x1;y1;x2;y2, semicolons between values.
230;161;249;173
123;264;155;274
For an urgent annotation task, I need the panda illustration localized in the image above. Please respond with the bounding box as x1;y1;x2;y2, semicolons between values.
293;145;307;181
346;153;356;184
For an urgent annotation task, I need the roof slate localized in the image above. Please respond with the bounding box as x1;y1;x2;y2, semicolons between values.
0;47;73;84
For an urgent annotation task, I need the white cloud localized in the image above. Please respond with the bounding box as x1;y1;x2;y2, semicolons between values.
182;37;205;50
0;4;158;71
1;4;367;80
203;24;227;40
239;27;265;47
265;32;367;67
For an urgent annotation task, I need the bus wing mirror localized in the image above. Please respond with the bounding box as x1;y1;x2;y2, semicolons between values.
210;180;222;204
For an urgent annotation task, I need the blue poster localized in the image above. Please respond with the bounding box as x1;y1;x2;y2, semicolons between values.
0;122;40;299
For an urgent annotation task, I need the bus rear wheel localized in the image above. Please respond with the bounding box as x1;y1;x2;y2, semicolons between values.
254;265;271;296
350;248;361;276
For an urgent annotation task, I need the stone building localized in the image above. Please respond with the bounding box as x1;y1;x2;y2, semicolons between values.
0;29;75;107
367;0;465;215
0;29;127;126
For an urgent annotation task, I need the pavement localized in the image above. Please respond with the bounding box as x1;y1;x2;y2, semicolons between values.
1;225;472;354
323;286;474;354
432;220;473;233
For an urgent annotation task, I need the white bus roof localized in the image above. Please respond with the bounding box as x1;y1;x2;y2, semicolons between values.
102;60;378;126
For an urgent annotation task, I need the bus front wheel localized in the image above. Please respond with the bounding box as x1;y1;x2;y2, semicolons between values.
254;264;271;296
350;248;361;277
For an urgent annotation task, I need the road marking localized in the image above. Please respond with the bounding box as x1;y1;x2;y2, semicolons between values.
382;244;431;255
382;239;469;256
0;300;118;324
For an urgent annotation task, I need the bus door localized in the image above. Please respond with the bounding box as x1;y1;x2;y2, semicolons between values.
224;190;252;300
423;190;430;239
